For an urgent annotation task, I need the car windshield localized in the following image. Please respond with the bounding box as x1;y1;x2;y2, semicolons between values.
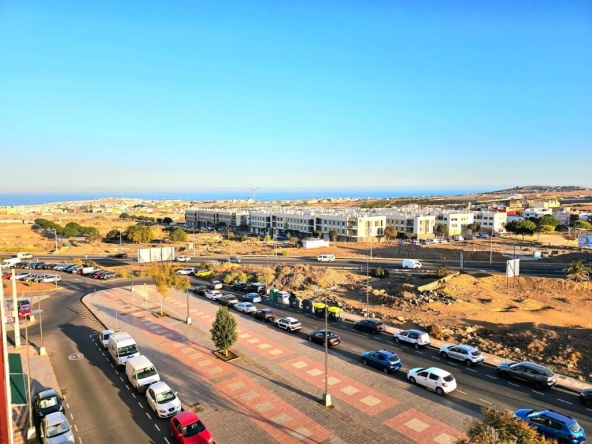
39;396;59;409
183;419;207;437
46;420;70;437
569;422;582;433
471;350;482;356
388;354;400;363
103;333;111;341
118;344;138;357
156;390;176;403
137;366;157;379
540;368;554;376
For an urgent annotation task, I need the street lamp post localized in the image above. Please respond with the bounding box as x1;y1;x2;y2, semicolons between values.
185;288;192;325
52;229;58;253
322;291;332;407
119;229;123;253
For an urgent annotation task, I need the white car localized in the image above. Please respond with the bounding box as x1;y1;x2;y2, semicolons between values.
176;268;195;275
41;275;61;283
176;256;191;262
439;344;484;366
275;317;302;332
407;367;457;395
14;272;31;281
99;330;114;349
146;381;181;418
234;302;257;314
205;290;222;300
39;411;75;443
393;329;430;349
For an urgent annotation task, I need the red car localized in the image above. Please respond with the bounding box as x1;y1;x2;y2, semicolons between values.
170;411;213;444
18;300;32;319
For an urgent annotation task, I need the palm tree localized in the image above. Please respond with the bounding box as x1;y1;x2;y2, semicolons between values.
564;260;590;282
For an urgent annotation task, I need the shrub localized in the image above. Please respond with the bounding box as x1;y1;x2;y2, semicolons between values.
427;324;444;340
370;267;390;279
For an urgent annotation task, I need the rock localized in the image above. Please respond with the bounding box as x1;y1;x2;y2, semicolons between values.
396;316;406;322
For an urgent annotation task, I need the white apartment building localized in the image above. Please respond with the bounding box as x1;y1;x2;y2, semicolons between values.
523;207;553;218
185;208;249;229
473;211;507;233
433;212;474;236
384;212;436;239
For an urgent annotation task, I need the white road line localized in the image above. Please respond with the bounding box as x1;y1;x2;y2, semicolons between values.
431;356;441;360
478;398;492;405
155;424;160;431
110;363;114;367
448;362;457;366
78;437;83;444
532;390;545;395
558;399;572;405
126;385;130;391
120;377;124;382
131;393;136;399
486;375;497;380
101;352;105;356
70;412;74;419
74;424;78;432
66;403;70;409
145;412;150;418
508;382;520;387
164;438;170;444
466;368;477;373
456;390;467;395
139;402;144;409
415;351;424;355
387;340;395;344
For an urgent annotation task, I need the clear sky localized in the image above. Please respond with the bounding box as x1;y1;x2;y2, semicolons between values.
1;1;590;194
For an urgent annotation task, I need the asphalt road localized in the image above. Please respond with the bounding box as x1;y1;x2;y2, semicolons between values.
13;267;591;443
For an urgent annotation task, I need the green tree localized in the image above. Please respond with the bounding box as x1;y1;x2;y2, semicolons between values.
384;226;397;243
539;214;560;228
119;213;131;219
454;407;556;444
328;229;339;241
163;217;173;225
146;263;190;316
564;260;590;282
125;225;154;243
435;224;449;237
63;227;79;238
505;220;536;239
240;234;248;242
169;228;188;242
574;220;592;229
210;306;238;357
105;229;121;240
467;222;481;233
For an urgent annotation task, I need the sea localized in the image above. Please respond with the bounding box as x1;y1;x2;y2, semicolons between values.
0;189;477;207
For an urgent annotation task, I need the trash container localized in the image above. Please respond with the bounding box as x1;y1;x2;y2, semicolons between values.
269;289;278;302
289;297;302;309
328;306;342;322
277;291;290;305
302;299;313;313
313;302;326;318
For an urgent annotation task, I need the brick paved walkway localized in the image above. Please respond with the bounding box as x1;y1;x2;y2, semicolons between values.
83;286;472;443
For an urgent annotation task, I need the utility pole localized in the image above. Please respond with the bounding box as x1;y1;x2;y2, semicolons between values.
322;292;332;407
0;264;15;444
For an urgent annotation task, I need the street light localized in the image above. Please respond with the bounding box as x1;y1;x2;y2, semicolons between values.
322;291;332;407
52;228;58;253
185;287;192;325
118;229;123;253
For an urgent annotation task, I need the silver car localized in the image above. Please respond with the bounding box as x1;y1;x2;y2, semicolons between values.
439;344;483;366
40;411;74;443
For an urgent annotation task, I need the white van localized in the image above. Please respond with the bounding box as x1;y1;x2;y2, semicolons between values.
17;252;33;259
1;257;21;268
317;254;335;262
402;259;422;269
108;332;140;367
126;355;160;393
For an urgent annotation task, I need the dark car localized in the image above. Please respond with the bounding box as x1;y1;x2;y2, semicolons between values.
354;318;386;335
218;294;239;307
497;361;557;389
248;282;267;295
192;285;208;295
114;253;128;259
30;262;46;269
20;262;33;269
64;265;78;273
233;282;249;292
228;256;242;263
361;349;402;374
514;409;586;444
33;388;64;423
580;389;592;407
253;309;275;322
308;329;341;347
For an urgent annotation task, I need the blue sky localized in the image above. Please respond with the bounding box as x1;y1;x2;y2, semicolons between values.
1;1;590;194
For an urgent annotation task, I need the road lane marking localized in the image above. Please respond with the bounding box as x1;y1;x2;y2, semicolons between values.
532;390;545;395
457;390;467;395
155;424;160;431
66;403;70;409
126;385;130;391
486;375;497;380
120;377;124;382
466;368;477;373
558;399;572;405
478;398;492;405
415;351;424;355
145;412;150;418
164;438;170;444
139;402;144;408
131;393;136;399
74;424;78;432
70;413;74;419
508;382;520;387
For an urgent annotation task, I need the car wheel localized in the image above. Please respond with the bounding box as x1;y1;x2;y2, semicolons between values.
354;325;359;330
362;358;368;365
440;352;448;359
414;343;420;349
308;336;312;342
534;381;544;390
394;337;400;343
465;360;473;367
499;371;508;379
372;330;378;335
409;377;416;385
436;387;444;396
382;367;389;374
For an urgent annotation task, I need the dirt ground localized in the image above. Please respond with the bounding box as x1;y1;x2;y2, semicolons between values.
2;218;592;380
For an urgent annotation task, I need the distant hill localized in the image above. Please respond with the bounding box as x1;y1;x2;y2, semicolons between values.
483;185;591;195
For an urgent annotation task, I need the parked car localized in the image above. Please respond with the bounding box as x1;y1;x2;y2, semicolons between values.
14;272;31;281
274;317;302;332
176;268;196;275
407;367;457;395
240;292;262;303
33;389;64;423
92;270;107;279
228;256;242;263
248;282;267;295
43;275;61;283
439;344;483;366
2;271;11;279
496;361;557;389
393;329;430;349
580;388;592;407
114;253;128;259
99;329;114;348
354;318;386;335
39;411;74;444
177;256;191;262
207;280;223;290
234;302;257;314
514;408;586;444
31;262;46;269
146;381;182;418
307;329;341;346
169;410;213;444
233;282;249;292
69;266;83;274
253;308;275;322
218;294;239;307
101;272;118;280
205;290;222;301
361;349;402;374
192;285;208;295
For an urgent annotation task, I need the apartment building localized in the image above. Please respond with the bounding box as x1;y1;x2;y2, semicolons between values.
384;212;436;239
185;208;249;229
523;207;554;218
433;212;474;236
473;211;507;233
528;199;560;209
